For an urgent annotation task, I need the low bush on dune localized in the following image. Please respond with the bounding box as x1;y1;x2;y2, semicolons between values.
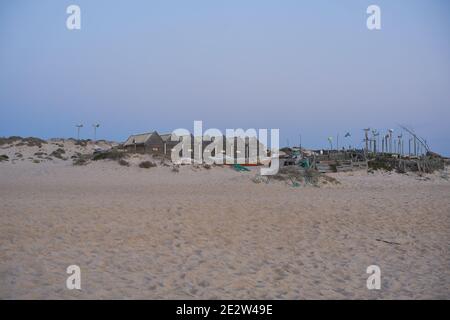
0;154;9;162
73;158;87;166
23;137;47;147
319;173;340;185
34;151;47;157
0;136;47;148
368;156;444;174
50;148;66;160
255;167;340;187
139;161;156;168
74;140;90;147
73;149;128;165
0;136;22;146
118;159;130;166
72;153;91;166
368;158;395;171
92;149;125;161
160;159;170;167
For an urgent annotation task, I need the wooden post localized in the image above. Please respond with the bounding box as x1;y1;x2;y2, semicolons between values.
414;136;417;156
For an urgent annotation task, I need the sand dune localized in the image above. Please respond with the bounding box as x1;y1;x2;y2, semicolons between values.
0;140;449;299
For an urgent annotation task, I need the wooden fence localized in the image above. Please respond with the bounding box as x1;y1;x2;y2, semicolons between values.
315;159;368;173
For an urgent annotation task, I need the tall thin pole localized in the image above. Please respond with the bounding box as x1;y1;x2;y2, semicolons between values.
364;129;370;153
76;124;83;140
377;134;380;153
327;137;333;151
414;136;417;156
93;124;100;142
408;138;411;156
388;129;394;153
389;134;392;153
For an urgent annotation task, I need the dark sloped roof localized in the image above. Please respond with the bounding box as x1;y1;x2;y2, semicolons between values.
123;131;157;146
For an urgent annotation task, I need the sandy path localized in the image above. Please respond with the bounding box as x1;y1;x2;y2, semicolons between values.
1;162;449;299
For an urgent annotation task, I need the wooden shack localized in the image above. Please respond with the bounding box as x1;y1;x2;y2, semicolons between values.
123;131;164;154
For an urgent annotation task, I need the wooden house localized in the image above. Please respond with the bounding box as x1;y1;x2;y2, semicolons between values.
123;131;164;154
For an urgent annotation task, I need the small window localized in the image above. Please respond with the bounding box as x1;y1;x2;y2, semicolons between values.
152;147;159;151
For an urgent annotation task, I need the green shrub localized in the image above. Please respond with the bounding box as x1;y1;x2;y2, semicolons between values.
34;151;47;157
50;148;66;159
74;140;89;147
92;150;125;161
72;154;91;166
24;137;47;147
118;159;130;166
0;136;22;146
73;158;88;166
368;158;395;171
139;161;156;168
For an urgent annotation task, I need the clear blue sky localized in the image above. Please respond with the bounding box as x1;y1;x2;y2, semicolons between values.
1;0;449;154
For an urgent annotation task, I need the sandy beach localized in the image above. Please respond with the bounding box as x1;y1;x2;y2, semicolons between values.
0;140;449;299
2;0;450;304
